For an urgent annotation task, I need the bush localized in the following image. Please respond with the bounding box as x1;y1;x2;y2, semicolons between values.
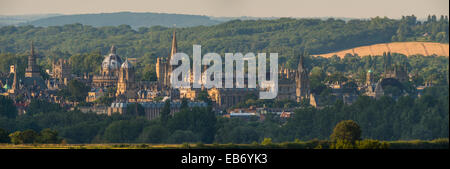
356;139;389;149
181;142;191;149
261;138;273;146
330;139;355;149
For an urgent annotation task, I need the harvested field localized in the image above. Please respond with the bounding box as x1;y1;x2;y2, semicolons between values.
314;42;449;58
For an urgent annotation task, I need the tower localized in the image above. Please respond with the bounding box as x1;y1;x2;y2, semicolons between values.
156;30;178;88
52;59;71;82
25;42;41;78
8;65;19;94
116;59;135;97
156;57;169;87
296;52;310;102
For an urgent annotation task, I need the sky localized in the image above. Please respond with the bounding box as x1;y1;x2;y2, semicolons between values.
0;0;448;19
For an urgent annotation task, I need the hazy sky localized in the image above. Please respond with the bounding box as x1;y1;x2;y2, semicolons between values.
0;0;448;18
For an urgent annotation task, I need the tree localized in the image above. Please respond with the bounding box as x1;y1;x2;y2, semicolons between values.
9;131;23;144
21;129;39;144
126;103;145;116
9;130;39;144
160;100;171;125
38;128;60;144
138;125;169;143
65;79;90;102
0;128;9;143
168;107;217;143
180;98;189;110
0;96;17;118
26;99;62;115
102;120;145;143
167;130;199;144
330;120;362;143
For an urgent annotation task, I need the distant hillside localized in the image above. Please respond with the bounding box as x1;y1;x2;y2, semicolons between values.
0;14;61;26
314;42;449;58
20;12;223;28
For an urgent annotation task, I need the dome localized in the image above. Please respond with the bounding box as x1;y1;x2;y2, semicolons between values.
102;45;123;70
121;59;133;69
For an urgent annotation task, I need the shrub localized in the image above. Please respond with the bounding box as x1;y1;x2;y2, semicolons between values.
181;142;191;149
330;139;355;149
261;138;273;146
356;139;389;149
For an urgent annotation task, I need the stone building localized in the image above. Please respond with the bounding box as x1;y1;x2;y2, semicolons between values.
277;66;297;100
156;30;178;88
92;45;123;87
107;101;208;120
208;88;258;109
52;59;71;82
116;59;136;98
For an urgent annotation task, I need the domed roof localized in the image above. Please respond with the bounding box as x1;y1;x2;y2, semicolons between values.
121;59;133;69
102;45;123;70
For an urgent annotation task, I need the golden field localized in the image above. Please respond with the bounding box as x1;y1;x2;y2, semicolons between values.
313;42;449;58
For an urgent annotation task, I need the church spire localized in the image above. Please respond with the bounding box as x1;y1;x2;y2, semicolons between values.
12;65;18;91
31;41;35;56
25;41;41;78
298;52;305;72
169;30;177;59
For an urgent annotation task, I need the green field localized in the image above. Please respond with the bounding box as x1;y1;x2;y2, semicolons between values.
1;139;448;149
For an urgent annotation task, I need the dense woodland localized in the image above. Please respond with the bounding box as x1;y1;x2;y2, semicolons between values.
0;15;449;144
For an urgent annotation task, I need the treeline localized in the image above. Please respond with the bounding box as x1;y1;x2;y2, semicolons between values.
0;15;448;73
0;86;448;144
1;128;61;144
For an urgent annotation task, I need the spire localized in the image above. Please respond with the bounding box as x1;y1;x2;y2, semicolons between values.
31;41;35;56
169;30;177;59
298;52;305;72
110;45;116;54
10;65;18;92
25;41;41;78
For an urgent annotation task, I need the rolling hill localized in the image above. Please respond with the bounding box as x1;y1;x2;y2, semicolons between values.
313;42;449;58
19;12;222;28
